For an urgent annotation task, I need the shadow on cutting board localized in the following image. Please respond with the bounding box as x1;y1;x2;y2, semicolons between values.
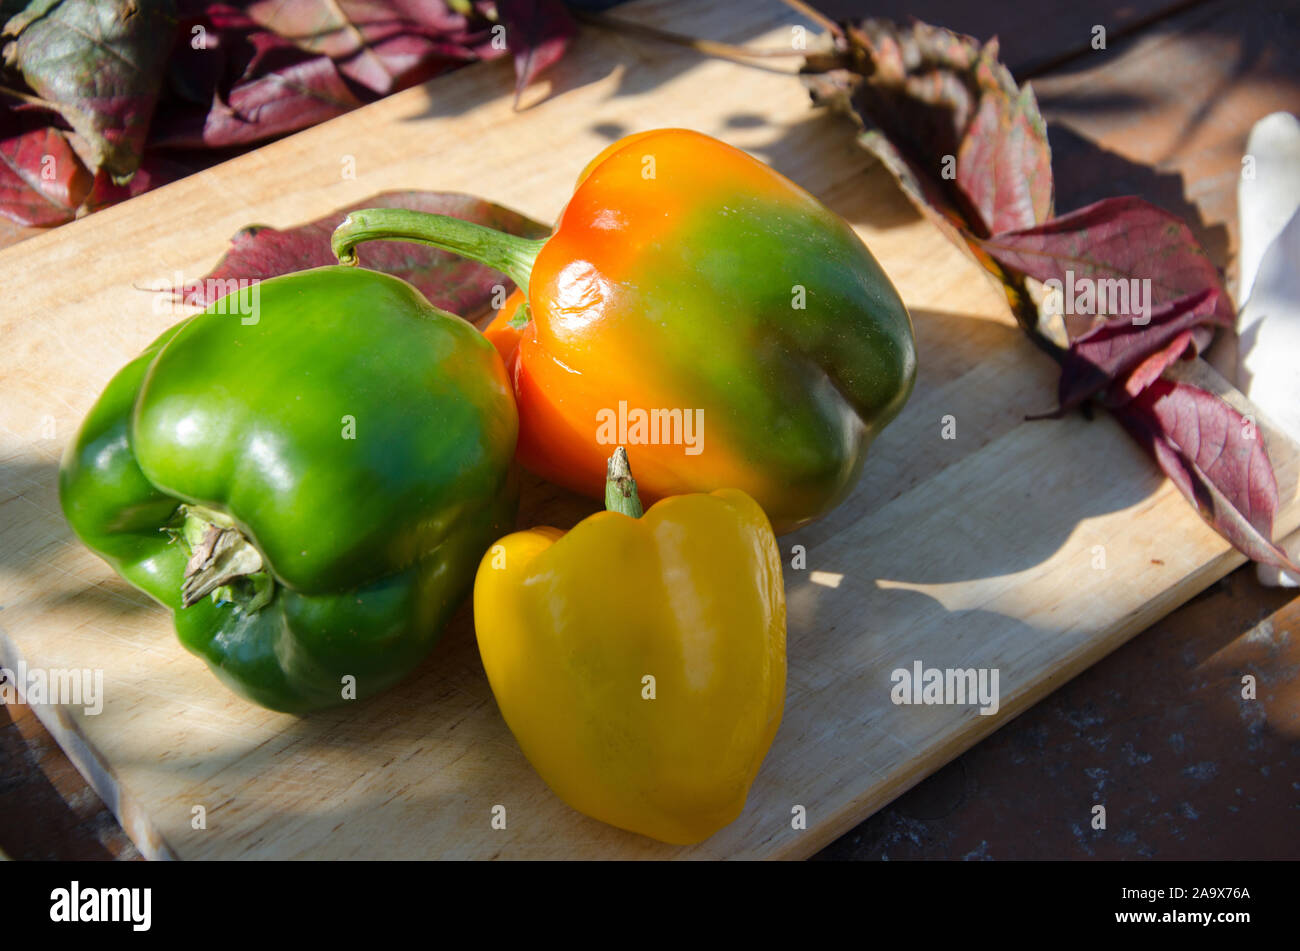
0;459;156;619
94;582;1050;858
0;460;62;574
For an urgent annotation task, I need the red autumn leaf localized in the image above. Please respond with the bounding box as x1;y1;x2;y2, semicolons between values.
957;76;1053;234
3;2;580;221
497;0;577;104
242;0;496;98
0;125;93;225
151;5;366;149
977;196;1236;330
804;15;1290;570
1114;380;1298;572
1113;327;1195;405
1034;287;1223;417
177;191;547;320
2;0;179;182
182;53;363;148
802;19;1052;239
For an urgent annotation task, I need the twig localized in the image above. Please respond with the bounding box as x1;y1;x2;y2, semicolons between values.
0;84;58;111
780;0;842;38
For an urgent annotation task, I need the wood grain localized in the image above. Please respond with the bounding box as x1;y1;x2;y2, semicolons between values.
1;0;1296;859
814;563;1300;859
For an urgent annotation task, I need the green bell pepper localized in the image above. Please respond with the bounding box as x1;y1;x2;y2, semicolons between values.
59;266;519;713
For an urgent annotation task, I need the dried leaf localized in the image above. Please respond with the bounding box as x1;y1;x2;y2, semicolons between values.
1114;380;1298;572
803;19;1052;238
3;2;578;219
805;14;1291;570
2;0;178;182
178;191;548;320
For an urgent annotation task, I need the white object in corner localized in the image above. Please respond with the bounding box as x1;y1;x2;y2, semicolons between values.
1236;112;1300;586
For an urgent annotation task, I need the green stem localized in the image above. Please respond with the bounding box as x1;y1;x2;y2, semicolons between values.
604;447;644;518
330;210;548;295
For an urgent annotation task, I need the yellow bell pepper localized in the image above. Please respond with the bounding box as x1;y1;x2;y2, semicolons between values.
473;448;787;845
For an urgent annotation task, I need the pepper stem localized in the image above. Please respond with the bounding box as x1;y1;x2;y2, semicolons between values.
604;447;644;518
330;209;548;296
170;505;273;613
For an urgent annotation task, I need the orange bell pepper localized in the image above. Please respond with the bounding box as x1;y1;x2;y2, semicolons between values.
333;129;916;533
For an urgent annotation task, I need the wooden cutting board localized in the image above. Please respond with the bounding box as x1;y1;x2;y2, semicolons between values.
2;0;1297;860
